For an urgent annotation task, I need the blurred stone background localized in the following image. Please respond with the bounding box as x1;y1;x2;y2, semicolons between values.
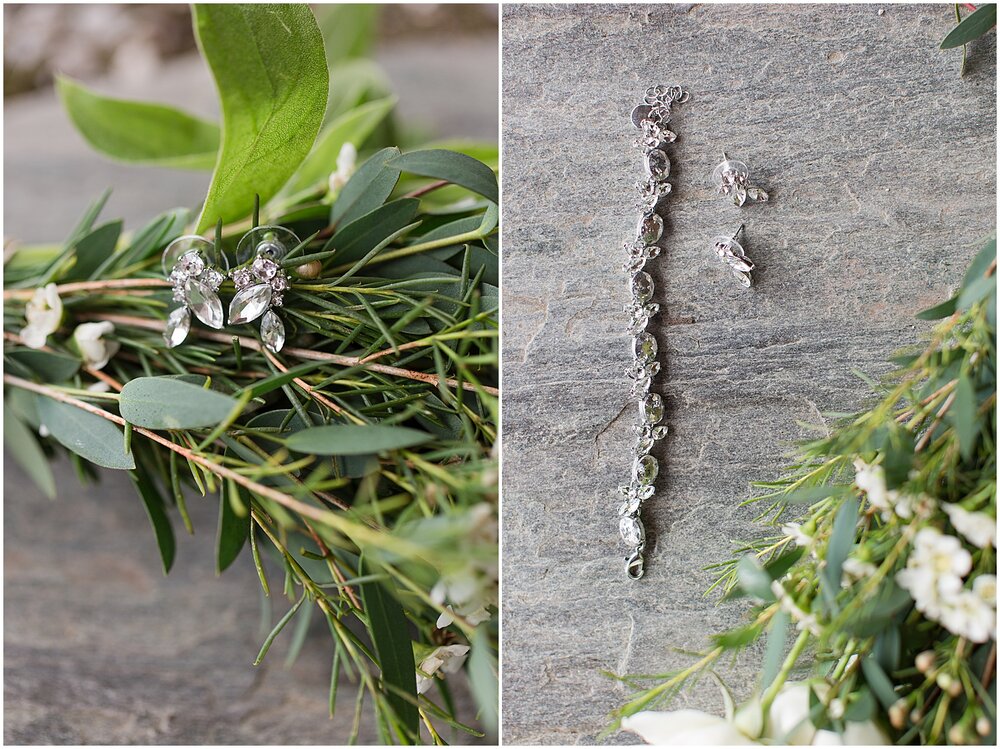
500;3;995;745
3;4;496;744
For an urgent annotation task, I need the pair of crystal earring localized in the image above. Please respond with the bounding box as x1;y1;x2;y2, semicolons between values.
161;225;299;353
709;154;769;288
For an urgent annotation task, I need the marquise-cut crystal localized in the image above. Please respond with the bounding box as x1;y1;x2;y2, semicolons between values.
635;434;654;455
638;213;663;244
260;309;285;353
641;392;665;424
631;271;654;304
619;516;645;547
634;332;657;361
732;269;753;288
229;283;272;325
652;425;669;440
163;307;191;348
635;454;658;485
645;149;670;180
184;278;223;329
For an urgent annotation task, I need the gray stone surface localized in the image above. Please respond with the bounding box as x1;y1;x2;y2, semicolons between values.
500;4;995;745
4;26;496;745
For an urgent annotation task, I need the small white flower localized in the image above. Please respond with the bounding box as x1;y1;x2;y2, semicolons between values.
974;574;997;607
328;142;357;194
854;459;890;510
897;527;971;609
767;682;889;745
415;644;470;695
86;381;111;393
72;321;120;371
841;557;877;587
20;283;63;349
939;589;995;643
622;709;759;745
436;603;491;629
943;504;997;549
781;522;813;547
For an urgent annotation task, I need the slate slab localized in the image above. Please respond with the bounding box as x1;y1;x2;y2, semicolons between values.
499;3;995;744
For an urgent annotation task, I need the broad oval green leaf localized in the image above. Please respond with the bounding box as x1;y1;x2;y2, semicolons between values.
37;397;135;470
57;75;219;169
5;348;81;382
330;146;402;227
4;405;57;499
941;4;997;48
332;198;420;265
388;149;499;205
284;424;432;455
119;376;238;429
358;558;419;738
193;4;329;232
287;96;397;193
66;220;123;281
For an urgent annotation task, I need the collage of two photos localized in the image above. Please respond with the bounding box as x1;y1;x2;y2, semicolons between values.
3;2;998;747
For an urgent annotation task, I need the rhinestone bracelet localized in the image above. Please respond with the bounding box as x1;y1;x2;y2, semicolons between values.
618;85;688;580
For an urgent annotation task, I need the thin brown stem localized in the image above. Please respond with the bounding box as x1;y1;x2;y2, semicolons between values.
402;179;450;199
3;278;169;300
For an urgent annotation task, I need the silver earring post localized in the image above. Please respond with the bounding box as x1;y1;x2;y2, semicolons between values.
162;236;227;348
712;223;756;287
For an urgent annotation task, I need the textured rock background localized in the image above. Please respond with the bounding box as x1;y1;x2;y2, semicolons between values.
500;3;995;744
4;17;497;744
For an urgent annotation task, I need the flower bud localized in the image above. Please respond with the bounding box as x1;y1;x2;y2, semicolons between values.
947;678;963;697
976;717;992;737
948;724;967;745
888;700;908;729
296;260;323;279
936;672;954;692
909;708;923;724
915;650;936;673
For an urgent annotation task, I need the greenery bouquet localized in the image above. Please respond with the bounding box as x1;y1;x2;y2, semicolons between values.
4;5;498;744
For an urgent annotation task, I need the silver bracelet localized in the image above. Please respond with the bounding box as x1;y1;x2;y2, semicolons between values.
619;85;688;580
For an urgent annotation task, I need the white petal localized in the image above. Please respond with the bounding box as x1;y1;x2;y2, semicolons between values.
622;710;756;745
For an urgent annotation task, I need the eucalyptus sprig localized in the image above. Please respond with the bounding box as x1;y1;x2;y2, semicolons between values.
4;4;498;744
609;237;996;746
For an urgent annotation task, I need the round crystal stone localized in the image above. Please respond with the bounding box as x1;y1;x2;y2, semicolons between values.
712;159;749;188
633;332;657;362
641;393;665;424
252;255;279;281
645;149;670;180
638;213;663;244
634;454;658;485
631;272;654;304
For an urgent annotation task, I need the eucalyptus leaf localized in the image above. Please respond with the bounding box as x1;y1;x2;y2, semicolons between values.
860;657;899;709
388;149;498;204
193;3;329;231
949;374;978;460
217;486;249;573
760;610;790;690
330;146;401;227
37;397;135;470
289;96;396;192
5;348;80;382
129;464;176;574
358;557;419;737
119;376;238;429
736;556;776;602
821;497;859;608
331;198;419;265
4;406;57;499
916;294;958;320
65;220;122;281
315;3;379;67
284;424;432;455
468;627;498;737
57;75;219;169
941;4;997;48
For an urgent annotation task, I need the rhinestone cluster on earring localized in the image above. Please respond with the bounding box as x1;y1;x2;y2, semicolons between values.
619;84;688;581
162;235;227;348
712;224;756;288
712;153;768;207
228;226;297;353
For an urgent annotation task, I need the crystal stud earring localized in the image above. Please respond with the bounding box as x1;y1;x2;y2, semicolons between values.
228;225;297;353
162;235;228;347
712;153;769;207
712;224;756;288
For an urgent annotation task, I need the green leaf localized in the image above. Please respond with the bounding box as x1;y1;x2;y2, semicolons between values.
4;405;57;499
119;376;239;430
325;59;392;120
764;547;805;580
844;687;877;723
916;294;958;320
821;498;859;608
331;198;420;265
941;4;997;48
330;146;401;227
711;621;764;650
957;273;996;312
388;149;499;205
881;430;915;489
949;374;978;459
129;465;176;574
57;75;220;169
288;96;396;192
5;349;80;382
65;220;122;281
37;397;135;470
285;424;433;455
860;657;899;709
736;556;777;602
217;485;249;573
778;484;853;504
315;3;380;67
761;610;790;690
468;627;498;737
193;3;329;232
358;557;419;738
962;237;996;288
